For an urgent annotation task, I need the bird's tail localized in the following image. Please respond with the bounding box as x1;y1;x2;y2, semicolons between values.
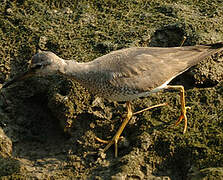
187;42;223;67
205;42;223;49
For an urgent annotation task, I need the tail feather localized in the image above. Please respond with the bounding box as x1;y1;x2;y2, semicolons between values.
204;42;223;49
187;42;223;67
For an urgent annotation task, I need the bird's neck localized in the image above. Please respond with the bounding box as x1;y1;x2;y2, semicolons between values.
60;60;93;81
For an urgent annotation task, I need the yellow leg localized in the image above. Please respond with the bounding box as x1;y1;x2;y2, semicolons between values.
95;102;167;157
96;101;133;157
133;103;168;115
180;36;186;47
166;85;190;134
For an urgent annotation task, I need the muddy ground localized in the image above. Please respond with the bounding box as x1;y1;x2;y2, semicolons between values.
0;1;223;179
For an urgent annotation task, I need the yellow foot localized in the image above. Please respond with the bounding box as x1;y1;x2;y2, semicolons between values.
166;85;191;134
95;136;110;144
96;135;122;158
175;106;191;134
133;103;168;115
95;101;132;157
95;102;167;157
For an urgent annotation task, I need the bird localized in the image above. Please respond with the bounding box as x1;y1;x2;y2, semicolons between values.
2;43;223;157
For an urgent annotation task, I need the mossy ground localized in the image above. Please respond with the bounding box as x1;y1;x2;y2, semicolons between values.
0;0;223;179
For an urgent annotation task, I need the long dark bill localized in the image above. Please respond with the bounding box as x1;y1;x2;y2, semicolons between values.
2;70;34;88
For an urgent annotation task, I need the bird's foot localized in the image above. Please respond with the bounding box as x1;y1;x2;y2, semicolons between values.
133;103;168;115
95;134;122;158
95;102;167;157
95;136;110;144
175;106;191;134
95;101;133;158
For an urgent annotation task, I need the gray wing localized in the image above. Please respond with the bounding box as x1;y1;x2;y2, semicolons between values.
93;44;223;92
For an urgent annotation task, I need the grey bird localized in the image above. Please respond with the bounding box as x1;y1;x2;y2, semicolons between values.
2;43;223;157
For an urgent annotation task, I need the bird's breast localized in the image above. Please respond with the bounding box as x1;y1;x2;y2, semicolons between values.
78;78;151;101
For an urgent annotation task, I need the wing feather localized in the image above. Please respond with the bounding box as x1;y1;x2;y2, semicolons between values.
90;44;223;92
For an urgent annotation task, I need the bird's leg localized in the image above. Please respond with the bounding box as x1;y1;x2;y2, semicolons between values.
165;85;191;134
133;103;168;115
96;101;133;157
180;36;186;47
96;102;167;156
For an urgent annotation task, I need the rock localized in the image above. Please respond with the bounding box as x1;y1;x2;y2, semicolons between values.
0;127;12;157
188;167;223;180
1;0;223;179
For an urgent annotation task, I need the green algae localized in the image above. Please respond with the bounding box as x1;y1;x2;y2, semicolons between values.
0;157;21;177
0;0;223;179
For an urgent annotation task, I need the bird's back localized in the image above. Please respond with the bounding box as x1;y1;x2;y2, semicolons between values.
78;43;223;101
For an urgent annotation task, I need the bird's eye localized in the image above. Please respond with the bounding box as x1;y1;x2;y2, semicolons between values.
32;64;43;70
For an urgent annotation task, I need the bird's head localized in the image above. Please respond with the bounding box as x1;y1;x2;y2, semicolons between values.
29;51;64;75
2;51;64;88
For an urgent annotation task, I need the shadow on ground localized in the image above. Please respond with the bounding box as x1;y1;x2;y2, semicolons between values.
0;0;223;179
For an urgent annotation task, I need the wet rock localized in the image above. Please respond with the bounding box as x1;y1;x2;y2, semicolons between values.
188;167;223;180
0;157;21;177
48;93;75;133
0;127;12;157
111;173;127;180
1;0;223;179
192;52;223;87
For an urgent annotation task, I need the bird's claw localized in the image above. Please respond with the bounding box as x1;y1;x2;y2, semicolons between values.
185;106;191;110
95;136;110;144
175;106;191;134
95;135;122;157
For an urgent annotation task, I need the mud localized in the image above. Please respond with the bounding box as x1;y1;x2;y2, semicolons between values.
0;1;223;179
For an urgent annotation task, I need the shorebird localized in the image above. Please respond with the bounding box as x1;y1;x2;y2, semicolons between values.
2;43;223;157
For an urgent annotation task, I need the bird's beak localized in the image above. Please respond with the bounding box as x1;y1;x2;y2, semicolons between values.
2;69;34;88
